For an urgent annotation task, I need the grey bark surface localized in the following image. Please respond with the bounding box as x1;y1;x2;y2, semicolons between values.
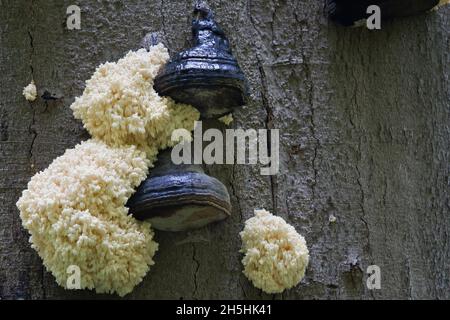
0;0;448;299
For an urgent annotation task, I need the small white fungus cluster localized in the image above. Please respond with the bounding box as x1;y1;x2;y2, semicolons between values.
240;209;309;294
71;44;199;161
218;113;233;126
23;80;37;101
17;44;200;296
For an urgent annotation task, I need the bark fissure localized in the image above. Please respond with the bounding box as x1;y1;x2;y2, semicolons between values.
246;0;263;40
257;61;277;214
27;31;34;76
28;107;37;164
230;164;243;223
192;243;200;298
27;0;35;77
350;52;374;287
295;15;319;207
305;57;319;207
160;0;171;52
27;0;37;166
355;162;369;238
26;0;46;300
238;277;248;299
247;0;277;214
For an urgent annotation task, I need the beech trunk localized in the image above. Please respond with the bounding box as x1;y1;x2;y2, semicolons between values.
0;0;449;299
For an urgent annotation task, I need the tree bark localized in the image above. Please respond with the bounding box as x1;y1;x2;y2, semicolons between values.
0;0;448;299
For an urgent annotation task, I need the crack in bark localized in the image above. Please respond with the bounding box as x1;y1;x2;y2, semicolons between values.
160;0;171;53
349;72;357;130
192;243;200;298
355;146;372;251
355;135;375;300
27;8;37;168
293;14;319;209
27;31;34;76
257;61;277;214
230;165;244;297
0;109;8;141
382;178;387;206
247;0;263;40
28;106;37;164
270;0;276;58
27;1;37;165
349;50;375;299
246;1;277;214
230;164;243;223
26;0;45;299
27;13;37;164
247;0;277;215
27;0;35;76
303;51;319;208
238;277;248;299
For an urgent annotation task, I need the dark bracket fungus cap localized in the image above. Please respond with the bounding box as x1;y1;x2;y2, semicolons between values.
127;150;231;232
154;2;249;118
326;0;442;27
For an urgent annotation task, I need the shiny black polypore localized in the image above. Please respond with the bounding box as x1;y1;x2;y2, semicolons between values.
154;2;248;118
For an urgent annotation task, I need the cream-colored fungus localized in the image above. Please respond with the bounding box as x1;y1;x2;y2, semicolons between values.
218;113;233;126
23;80;37;101
240;209;309;294
17;44;199;296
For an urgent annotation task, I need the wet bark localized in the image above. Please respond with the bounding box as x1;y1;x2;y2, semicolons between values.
0;0;448;299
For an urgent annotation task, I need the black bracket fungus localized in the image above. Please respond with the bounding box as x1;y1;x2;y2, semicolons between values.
154;1;249;118
127;149;231;232
127;2;246;232
326;0;442;27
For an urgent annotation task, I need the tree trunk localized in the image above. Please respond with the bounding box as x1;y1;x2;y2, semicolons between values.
0;0;448;299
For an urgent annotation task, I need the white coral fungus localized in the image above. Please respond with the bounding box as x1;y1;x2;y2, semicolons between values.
71;44;199;161
240;209;309;294
17;44;199;296
17;140;155;296
23;80;37;101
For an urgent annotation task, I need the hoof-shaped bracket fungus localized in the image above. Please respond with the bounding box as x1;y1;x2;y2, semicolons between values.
128;2;248;232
